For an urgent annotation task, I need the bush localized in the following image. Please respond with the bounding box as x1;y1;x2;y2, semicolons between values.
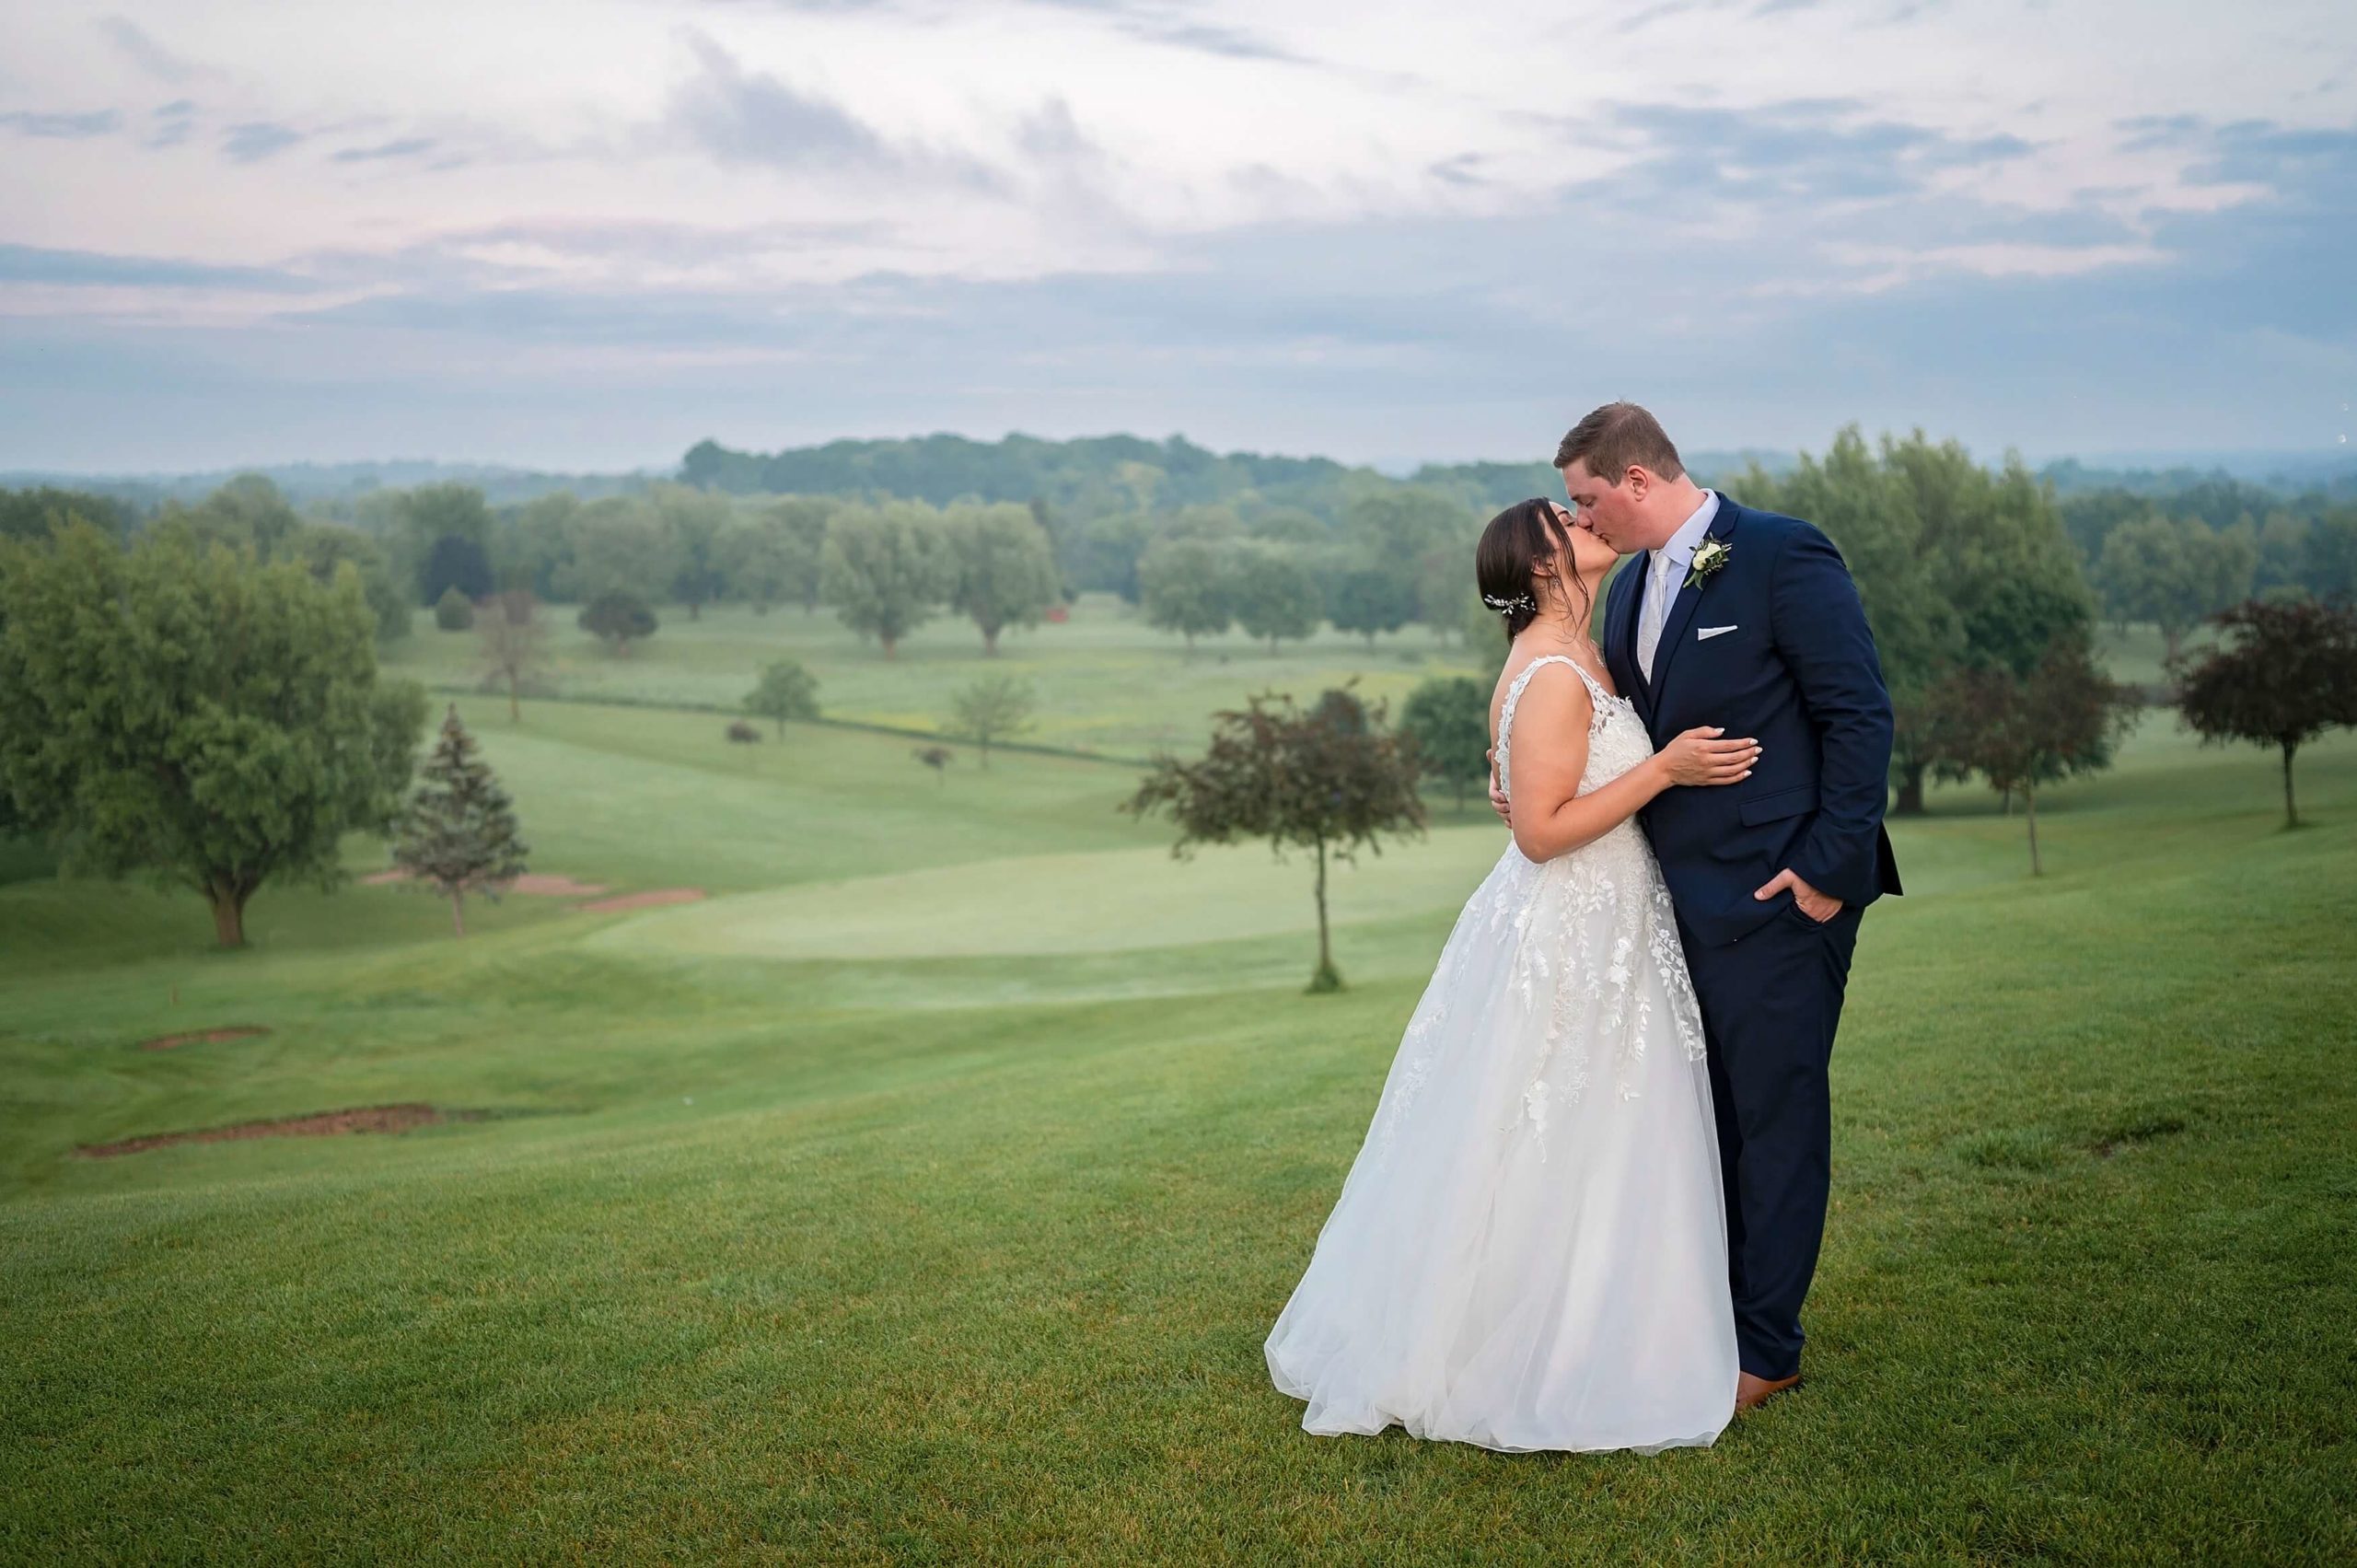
726;720;761;744
579;590;658;653
434;586;475;632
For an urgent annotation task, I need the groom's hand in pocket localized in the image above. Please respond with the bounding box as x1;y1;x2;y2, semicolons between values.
1486;748;1511;825
1756;866;1841;923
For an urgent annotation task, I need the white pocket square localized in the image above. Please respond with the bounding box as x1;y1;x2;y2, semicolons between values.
1697;624;1738;641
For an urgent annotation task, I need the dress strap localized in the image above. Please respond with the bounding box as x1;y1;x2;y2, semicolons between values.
1496;655;1593;804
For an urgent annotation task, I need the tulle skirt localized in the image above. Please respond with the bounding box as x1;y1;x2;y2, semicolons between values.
1264;834;1739;1454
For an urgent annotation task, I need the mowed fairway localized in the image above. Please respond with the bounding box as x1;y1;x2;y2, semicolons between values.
2;667;2352;1561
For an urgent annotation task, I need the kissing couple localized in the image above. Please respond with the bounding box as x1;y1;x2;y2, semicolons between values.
1265;401;1904;1452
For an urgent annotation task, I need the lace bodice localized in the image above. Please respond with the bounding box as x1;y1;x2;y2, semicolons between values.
1495;653;1655;812
1366;649;1704;1159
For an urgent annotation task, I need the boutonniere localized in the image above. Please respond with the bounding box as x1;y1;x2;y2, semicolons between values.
1684;538;1733;590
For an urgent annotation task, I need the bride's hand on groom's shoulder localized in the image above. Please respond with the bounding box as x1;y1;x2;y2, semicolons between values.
1659;727;1759;788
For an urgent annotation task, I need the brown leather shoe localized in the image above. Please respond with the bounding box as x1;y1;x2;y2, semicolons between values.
1735;1370;1802;1412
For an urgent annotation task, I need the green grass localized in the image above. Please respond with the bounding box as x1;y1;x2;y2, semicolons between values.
381;593;1485;757
2;680;2351;1561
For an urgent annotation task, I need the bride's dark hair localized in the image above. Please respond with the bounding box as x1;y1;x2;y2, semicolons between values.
1476;498;1585;639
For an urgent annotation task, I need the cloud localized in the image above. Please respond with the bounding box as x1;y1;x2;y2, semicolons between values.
97;16;200;85
0;109;122;139
663;31;898;172
222;121;304;162
0;243;317;294
145;99;195;149
1594;99;2038;206
331;136;438;164
1028;1;1306;64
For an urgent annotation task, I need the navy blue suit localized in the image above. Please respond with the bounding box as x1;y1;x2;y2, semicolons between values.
1602;493;1901;1379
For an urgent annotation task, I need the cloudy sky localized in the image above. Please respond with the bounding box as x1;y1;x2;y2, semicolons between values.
2;0;2351;473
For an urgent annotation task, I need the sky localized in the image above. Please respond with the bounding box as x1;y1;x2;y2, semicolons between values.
1;0;2352;475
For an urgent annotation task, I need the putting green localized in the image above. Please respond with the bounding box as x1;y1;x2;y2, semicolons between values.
588;824;1512;959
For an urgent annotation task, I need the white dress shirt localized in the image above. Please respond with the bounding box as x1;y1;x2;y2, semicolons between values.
1638;489;1721;682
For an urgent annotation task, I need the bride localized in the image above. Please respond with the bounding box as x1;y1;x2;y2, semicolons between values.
1264;497;1760;1454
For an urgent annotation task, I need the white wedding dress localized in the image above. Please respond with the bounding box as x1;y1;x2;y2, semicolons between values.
1265;654;1739;1453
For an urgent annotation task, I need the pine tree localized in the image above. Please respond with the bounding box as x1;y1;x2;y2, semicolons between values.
392;705;529;935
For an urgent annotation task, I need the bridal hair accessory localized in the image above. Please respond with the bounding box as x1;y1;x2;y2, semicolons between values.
1483;591;1537;615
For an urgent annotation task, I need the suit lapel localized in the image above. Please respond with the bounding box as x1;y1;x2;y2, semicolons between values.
1645;497;1740;707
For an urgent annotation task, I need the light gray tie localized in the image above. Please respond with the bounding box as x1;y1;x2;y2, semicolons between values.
1638;551;1675;682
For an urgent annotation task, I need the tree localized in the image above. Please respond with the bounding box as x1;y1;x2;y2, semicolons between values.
1324;563;1419;645
820;503;951;658
946;673;1037;769
653;483;732;621
503;491;584;601
1226;540;1320;653
1399;676;1492;813
2171;598;2357;828
0;520;427;947
946;503;1062;654
1747;429;2094;817
2306;511;2357;604
401;483;496;604
163;473;303;559
1924;637;2135;875
2096;515;2252;663
557;498;678;605
1064;511;1154;601
435;584;475;631
725;497;832;613
391;704;529;936
1126;684;1426;993
421;532;495;606
0;485;135;544
289;523;412;642
745;657;820;737
1138;537;1233;650
478;588;548;723
579;589;656;654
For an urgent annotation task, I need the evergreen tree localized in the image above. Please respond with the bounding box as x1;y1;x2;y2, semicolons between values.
392;705;529;936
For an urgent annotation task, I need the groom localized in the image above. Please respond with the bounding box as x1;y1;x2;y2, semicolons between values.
1495;402;1901;1411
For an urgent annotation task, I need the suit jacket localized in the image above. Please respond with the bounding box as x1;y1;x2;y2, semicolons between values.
1602;494;1902;947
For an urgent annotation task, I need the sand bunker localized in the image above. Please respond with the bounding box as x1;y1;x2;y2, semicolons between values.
141;1025;271;1051
75;1103;487;1158
575;888;708;913
362;870;610;896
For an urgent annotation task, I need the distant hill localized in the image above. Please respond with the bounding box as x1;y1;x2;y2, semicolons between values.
11;435;2349;520
679;433;1802;522
2039;452;2357;499
0;459;659;509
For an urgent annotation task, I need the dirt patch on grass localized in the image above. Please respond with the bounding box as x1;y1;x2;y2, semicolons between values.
575;888;708;913
141;1025;271;1051
75;1103;489;1158
362;870;611;896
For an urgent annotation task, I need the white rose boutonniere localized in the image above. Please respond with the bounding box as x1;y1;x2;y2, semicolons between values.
1684;538;1733;591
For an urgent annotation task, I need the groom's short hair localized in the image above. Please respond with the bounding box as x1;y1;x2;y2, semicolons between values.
1555;402;1686;482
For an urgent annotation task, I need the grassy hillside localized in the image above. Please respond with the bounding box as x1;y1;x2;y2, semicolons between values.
2;679;2351;1560
379;594;1484;758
